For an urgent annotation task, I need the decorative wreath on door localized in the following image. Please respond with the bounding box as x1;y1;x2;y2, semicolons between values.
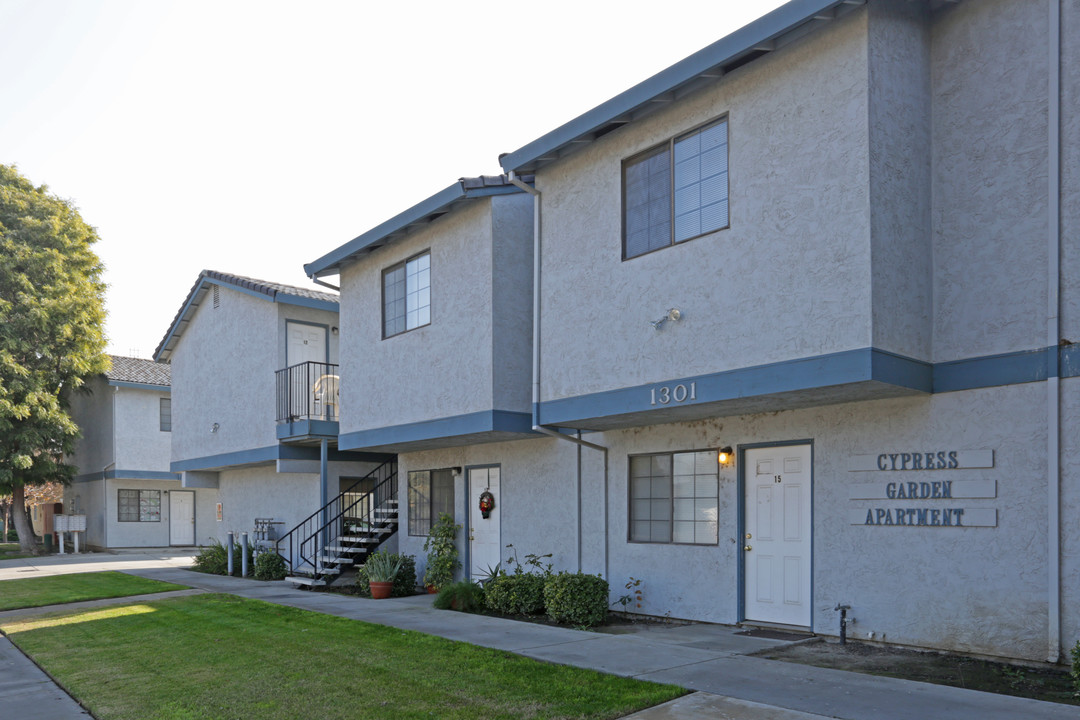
479;491;495;519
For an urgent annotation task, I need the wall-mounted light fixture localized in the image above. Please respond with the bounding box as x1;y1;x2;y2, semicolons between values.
331;326;339;335
650;307;683;331
717;446;734;464
451;466;463;477
211;423;220;434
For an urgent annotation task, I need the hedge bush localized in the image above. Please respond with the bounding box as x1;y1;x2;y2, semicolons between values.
433;581;485;612
192;539;254;576
544;572;609;627
253;551;287;581
356;553;416;597
485;572;546;615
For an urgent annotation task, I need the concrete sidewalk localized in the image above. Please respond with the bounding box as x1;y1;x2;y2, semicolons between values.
1;554;1074;720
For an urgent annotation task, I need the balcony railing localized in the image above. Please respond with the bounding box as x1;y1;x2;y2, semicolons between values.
276;361;339;423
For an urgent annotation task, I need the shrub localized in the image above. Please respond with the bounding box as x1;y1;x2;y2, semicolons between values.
1071;639;1080;698
485;572;546;615
253;551;287;581
545;572;609;627
423;513;461;591
433;581;485;612
191;538;254;576
357;553;416;597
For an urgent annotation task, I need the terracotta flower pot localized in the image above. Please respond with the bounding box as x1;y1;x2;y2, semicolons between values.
426;585;438;594
370;581;394;599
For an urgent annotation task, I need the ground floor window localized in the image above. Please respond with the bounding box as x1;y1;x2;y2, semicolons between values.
118;489;161;522
629;450;718;544
407;469;454;536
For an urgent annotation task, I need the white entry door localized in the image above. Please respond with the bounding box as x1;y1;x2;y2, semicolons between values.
744;444;812;627
170;491;195;546
468;466;501;578
286;322;327;366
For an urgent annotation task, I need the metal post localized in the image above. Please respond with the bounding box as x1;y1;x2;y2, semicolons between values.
73;531;79;554
58;532;65;555
241;532;249;577
227;531;234;575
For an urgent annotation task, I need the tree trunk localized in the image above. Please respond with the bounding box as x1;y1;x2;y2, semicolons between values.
12;483;38;554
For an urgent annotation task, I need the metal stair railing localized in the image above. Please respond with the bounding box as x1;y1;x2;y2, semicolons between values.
276;459;397;579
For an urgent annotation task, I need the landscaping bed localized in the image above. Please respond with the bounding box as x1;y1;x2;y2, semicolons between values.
751;638;1078;706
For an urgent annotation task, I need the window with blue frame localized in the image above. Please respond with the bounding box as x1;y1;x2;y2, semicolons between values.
623;117;729;259
382;251;431;338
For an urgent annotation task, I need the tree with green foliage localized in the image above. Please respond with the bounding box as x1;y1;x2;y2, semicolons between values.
0;165;109;553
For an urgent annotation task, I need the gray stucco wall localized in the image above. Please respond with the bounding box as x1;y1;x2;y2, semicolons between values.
490;194;535;412
113;386;172;473
868;0;932;360
1061;0;1080;342
208;460;375;546
170;283;339;464
67;376;114;477
64;478;105;547
338;194;532;435
930;0;1050;362
533;7;872;403
419;381;1063;662
1061;376;1079;656
393;436;578;585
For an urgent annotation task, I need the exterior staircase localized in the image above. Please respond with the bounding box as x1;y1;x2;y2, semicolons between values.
277;460;398;587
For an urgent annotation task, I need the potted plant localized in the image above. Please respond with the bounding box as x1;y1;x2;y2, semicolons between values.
364;550;403;599
423;512;461;592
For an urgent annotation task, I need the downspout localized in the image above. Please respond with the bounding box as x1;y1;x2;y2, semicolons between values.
508;171;610;582
1046;0;1061;664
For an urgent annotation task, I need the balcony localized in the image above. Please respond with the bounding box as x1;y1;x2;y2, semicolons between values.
276;361;339;442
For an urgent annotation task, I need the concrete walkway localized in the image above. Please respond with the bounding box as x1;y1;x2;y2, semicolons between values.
0;552;1075;719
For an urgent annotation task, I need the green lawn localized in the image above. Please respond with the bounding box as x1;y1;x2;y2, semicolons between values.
0;571;188;610
1;593;685;720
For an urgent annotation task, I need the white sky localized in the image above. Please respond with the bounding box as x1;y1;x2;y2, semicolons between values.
0;0;787;358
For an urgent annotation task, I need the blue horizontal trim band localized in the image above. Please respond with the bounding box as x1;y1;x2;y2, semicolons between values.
932;347;1052;393
1062;344;1080;378
338;410;535;450
277;419;340;441
73;469;180;483
171;444;379;472
107;381;170;391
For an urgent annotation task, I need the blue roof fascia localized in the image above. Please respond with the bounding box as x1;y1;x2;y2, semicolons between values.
153;277;211;362
276;294;339;312
304;181;530;278
305;182;465;278
499;0;853;174
107;380;170;392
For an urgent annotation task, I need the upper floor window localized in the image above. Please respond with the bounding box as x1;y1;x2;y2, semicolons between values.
623;118;729;259
159;398;172;432
383;252;431;338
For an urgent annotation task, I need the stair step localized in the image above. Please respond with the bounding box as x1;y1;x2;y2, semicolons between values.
338;536;380;544
286;575;326;587
317;555;353;565
325;546;370;554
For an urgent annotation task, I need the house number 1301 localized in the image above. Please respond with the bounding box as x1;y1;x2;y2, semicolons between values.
650;382;696;405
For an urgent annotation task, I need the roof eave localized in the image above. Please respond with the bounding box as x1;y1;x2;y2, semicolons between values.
499;0;864;174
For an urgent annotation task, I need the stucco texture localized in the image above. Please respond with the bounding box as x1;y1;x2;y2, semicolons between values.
534;8;872;402
337;193;532;435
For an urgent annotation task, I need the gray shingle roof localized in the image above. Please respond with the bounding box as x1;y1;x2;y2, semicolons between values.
106;355;171;386
153;270;339;362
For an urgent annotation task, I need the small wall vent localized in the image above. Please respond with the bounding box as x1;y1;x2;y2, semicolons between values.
213;285;220;309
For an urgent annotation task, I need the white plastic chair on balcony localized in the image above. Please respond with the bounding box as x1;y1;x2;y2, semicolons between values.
313;374;339;420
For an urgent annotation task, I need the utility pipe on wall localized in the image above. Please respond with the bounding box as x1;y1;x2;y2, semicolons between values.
1046;0;1062;665
509;171;610;582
